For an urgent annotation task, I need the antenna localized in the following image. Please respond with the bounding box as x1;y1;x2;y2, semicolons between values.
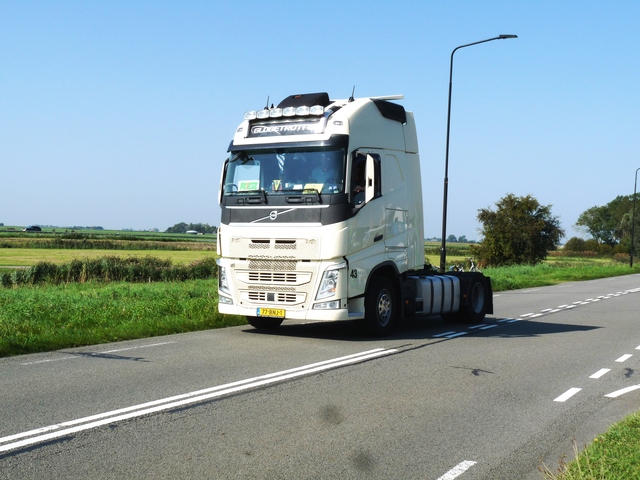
348;86;356;102
264;96;270;109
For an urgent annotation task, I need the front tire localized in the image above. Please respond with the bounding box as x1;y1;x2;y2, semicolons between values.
362;276;396;336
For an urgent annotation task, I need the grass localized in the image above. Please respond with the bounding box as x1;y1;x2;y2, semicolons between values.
541;412;640;479
0;280;245;356
485;261;639;291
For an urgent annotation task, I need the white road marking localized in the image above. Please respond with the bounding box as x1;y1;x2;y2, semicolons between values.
446;332;469;339
554;388;582;402
0;348;396;453
479;325;498;330
436;460;477;480
433;331;457;338
605;385;640;398
616;354;633;363
590;369;611;379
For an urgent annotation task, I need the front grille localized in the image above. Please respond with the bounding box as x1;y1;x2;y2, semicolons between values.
248;260;297;271
236;269;312;286
248;272;297;283
247;292;301;303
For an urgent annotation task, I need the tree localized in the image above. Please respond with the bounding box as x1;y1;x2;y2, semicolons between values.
474;193;565;267
447;234;457;243
165;222;217;234
575;195;633;246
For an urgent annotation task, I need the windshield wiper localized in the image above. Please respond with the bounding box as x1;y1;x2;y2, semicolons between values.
284;188;321;204
241;189;268;204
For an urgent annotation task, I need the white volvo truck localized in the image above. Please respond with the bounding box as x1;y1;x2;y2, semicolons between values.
216;92;492;336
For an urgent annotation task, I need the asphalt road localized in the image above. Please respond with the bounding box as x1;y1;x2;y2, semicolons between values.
1;274;640;479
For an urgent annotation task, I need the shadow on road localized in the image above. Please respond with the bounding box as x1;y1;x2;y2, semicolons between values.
240;315;601;342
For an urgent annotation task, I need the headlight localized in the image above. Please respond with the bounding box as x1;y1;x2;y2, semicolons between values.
217;262;230;294
316;264;345;300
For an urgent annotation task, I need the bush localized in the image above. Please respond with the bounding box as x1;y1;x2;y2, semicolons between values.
1;256;218;287
584;239;600;252
563;237;587;252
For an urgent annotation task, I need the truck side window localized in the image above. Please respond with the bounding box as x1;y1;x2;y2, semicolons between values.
351;152;381;206
352;152;367;206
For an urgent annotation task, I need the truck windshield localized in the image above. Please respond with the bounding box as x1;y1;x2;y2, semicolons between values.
223;148;345;196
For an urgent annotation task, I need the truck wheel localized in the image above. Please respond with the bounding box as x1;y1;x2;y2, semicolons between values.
444;277;486;324
362;276;395;336
246;316;283;330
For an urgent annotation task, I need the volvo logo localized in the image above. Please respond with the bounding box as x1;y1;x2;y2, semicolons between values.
251;208;297;223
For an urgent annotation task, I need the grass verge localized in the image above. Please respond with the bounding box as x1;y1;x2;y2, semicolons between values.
0;280;245;357
486;262;640;291
541;412;640;479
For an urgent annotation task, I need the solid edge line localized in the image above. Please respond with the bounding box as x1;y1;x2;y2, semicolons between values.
1;348;395;452
605;385;640;398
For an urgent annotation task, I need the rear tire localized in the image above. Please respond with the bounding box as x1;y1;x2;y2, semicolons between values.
361;276;396;336
246;316;283;330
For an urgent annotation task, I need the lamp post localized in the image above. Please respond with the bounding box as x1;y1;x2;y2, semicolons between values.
631;167;640;268
439;34;517;272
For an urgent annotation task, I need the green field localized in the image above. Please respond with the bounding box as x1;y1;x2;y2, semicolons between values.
0;248;218;268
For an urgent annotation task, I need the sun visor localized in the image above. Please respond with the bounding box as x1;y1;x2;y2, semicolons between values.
372;99;407;124
278;93;331;109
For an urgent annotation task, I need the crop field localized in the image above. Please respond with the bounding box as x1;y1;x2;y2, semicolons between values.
0;228;217;269
0;248;218;268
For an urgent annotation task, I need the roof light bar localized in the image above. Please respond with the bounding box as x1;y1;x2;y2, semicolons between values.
244;105;326;121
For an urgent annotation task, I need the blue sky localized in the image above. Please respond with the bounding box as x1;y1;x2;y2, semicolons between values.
2;1;639;240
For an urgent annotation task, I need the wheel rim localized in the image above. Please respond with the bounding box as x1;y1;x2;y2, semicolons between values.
377;289;392;326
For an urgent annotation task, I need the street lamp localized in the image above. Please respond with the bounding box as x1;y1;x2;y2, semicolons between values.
440;34;518;272
631;167;640;268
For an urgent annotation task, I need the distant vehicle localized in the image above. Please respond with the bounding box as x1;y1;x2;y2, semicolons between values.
23;226;42;232
186;230;199;234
